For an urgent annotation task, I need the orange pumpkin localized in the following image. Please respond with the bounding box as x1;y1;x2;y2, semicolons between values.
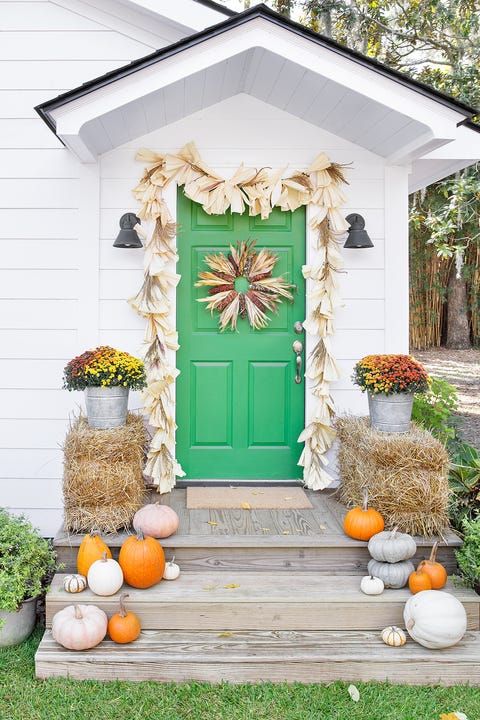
77;531;112;577
343;486;384;541
408;567;432;594
417;541;447;589
118;528;165;589
107;593;141;644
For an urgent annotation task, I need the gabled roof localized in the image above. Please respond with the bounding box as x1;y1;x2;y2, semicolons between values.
36;3;480;189
37;3;477;125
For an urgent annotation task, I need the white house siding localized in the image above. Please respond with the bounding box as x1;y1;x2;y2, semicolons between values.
98;93;388;469
0;0;181;535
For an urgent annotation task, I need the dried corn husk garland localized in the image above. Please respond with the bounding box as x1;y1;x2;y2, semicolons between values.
132;142;348;491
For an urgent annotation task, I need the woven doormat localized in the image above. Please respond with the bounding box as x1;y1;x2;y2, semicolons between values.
186;486;313;510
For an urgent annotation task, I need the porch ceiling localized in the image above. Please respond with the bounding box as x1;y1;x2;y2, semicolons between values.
76;48;433;160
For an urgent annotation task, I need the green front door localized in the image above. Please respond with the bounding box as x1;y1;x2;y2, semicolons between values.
176;191;306;480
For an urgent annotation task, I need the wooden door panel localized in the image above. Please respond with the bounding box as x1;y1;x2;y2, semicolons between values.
176;192;305;479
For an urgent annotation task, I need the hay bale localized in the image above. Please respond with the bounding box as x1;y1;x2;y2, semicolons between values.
63;413;149;533
335;416;450;536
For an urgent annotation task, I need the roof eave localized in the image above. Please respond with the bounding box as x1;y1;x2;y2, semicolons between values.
35;3;478;130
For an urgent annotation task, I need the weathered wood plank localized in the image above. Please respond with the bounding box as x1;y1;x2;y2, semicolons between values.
35;629;480;685
45;574;480;631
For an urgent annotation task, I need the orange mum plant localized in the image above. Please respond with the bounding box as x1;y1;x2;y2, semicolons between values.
352;354;430;395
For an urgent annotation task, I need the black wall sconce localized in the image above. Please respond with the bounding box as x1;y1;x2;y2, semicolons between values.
113;213;143;248
343;213;374;248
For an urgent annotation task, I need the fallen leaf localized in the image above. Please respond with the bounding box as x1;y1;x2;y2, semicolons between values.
224;583;240;589
241;502;251;509
284;496;293;500
206;521;218;526
219;631;234;637
282;531;291;535
261;527;271;532
252;491;264;495
319;524;326;530
440;714;468;720
202;585;219;590
347;684;360;702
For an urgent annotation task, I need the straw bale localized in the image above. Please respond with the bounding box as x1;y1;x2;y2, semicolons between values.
63;413;149;533
335;416;450;537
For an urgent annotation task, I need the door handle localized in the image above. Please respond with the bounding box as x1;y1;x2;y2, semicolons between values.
293;340;303;384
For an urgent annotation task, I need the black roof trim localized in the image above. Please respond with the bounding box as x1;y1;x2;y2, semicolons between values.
192;0;236;17
35;3;478;132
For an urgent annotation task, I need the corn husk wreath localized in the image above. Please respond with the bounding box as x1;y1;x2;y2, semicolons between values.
196;240;294;331
131;142;348;493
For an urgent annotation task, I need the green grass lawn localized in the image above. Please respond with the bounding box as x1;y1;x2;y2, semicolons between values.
1;626;479;720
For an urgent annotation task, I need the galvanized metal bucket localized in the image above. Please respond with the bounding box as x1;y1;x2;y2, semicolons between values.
84;386;129;429
0;597;37;647
367;391;414;433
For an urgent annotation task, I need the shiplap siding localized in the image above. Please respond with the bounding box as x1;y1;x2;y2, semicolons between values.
0;0;164;534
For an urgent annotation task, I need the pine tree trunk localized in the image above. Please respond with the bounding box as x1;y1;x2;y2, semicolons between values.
446;265;471;349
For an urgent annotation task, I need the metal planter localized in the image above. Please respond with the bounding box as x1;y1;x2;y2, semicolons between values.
367;391;414;433
84;386;129;429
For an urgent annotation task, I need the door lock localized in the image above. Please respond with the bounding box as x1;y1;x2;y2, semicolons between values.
292;340;303;384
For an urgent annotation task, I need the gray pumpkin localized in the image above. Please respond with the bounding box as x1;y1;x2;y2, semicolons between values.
367;558;415;588
368;528;417;563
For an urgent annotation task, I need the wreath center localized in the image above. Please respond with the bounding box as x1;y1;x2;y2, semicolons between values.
196;239;294;332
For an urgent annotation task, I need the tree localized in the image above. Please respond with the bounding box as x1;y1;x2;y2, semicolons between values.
259;0;480;347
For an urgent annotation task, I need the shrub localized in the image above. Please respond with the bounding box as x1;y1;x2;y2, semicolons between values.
454;516;480;589
0;508;56;615
412;376;458;444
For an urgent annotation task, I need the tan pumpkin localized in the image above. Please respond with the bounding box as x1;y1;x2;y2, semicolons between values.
382;626;407;647
52;604;107;650
119;528;165;589
132;503;179;539
87;552;124;596
77;531;112;577
63;574;87;594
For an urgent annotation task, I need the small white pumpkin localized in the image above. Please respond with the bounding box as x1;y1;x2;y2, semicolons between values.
382;626;407;647
404;589;467;649
163;557;180;581
368;527;417;563
360;575;384;595
63;574;87;594
87;552;123;596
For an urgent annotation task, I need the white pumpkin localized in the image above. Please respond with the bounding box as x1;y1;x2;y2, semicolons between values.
403;590;467;649
367;558;415;588
163;558;180;581
52;604;107;650
368;528;417;563
360;575;384;595
63;574;87;593
87;552;123;596
382;626;407;647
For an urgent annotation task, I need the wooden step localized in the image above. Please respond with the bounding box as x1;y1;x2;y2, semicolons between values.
35;628;480;685
53;488;461;574
47;573;480;632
